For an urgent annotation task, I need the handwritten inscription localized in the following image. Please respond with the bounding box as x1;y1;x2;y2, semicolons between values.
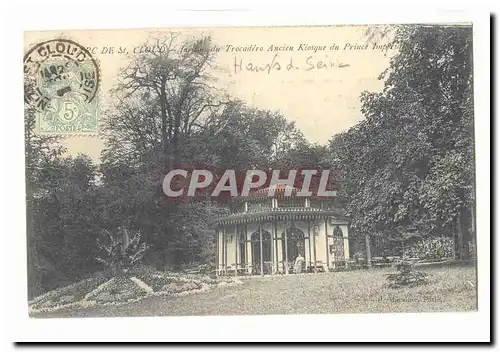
233;54;350;74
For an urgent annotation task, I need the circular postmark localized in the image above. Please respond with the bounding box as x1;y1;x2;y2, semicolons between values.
24;39;100;133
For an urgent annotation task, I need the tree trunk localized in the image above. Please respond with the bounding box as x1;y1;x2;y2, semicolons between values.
159;79;170;169
456;215;468;261
172;110;182;165
470;204;477;259
365;234;372;268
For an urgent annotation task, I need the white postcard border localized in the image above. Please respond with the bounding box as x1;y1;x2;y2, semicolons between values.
3;1;491;343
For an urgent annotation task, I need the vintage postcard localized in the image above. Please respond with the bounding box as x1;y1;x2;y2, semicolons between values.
23;23;479;325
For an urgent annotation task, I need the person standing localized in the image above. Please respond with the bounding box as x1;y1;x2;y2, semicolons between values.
294;253;305;274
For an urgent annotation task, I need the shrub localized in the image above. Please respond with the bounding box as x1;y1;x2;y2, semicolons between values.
95;228;149;275
139;274;179;292
386;260;429;288
127;264;162;277
405;236;454;260
197;263;215;275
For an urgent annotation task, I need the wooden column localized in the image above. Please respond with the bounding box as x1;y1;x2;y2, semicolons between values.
247;225;252;274
215;228;219;276
223;227;227;275
284;219;289;275
235;224;239;276
244;224;248;272
220;227;223;275
259;223;264;276
274;220;279;273
270;222;275;274
312;221;317;271
325;218;330;269
307;220;312;271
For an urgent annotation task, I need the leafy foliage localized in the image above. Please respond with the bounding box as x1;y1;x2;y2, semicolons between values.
406;236;454;260
328;25;475;259
96;228;149;275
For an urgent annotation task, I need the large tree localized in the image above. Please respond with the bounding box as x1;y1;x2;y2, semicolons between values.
329;25;474;260
105;34;229;170
100;33;321;268
26;76;105;296
25;77;65;297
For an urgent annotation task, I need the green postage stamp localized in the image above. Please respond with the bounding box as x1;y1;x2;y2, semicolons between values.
24;39;100;134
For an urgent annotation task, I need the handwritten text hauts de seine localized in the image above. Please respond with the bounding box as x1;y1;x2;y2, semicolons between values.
233;53;350;74
226;42;397;74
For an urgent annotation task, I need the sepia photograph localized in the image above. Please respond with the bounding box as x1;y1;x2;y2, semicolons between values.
23;23;479;319
9;6;491;342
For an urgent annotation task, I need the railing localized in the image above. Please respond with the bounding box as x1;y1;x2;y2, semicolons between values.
246;206;273;213
221;206;344;217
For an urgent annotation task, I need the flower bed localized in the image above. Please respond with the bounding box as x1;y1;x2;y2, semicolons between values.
29;276;109;311
85;276;147;304
161;272;238;286
138;272;209;294
196;275;243;287
162;279;204;294
138;274;181;293
29;267;244;314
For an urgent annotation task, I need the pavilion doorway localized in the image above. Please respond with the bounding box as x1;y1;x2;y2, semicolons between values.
251;230;272;274
282;228;305;269
332;225;345;264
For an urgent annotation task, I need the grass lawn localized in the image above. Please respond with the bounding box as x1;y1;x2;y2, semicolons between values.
32;265;477;318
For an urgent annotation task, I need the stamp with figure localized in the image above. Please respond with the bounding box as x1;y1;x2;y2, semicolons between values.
24;39;100;134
